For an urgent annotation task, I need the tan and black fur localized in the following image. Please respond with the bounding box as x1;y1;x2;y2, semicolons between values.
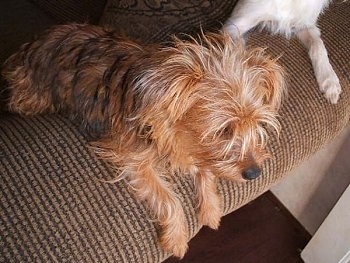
2;24;285;258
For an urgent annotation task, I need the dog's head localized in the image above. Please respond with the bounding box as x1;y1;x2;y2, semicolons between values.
134;32;285;181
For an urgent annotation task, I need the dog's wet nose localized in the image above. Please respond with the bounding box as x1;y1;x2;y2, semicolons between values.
242;166;261;180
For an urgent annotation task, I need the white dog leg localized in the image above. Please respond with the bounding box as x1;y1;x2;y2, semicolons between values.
296;27;341;104
223;12;260;39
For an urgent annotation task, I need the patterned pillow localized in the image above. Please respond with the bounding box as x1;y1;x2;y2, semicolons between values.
30;0;107;24
99;0;239;43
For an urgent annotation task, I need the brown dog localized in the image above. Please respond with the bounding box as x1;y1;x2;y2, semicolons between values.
2;24;285;258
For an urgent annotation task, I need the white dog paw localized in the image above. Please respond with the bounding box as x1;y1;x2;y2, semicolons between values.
223;22;241;40
319;77;342;104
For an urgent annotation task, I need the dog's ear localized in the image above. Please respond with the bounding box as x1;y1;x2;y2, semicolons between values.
132;50;204;155
137;68;202;134
246;49;286;111
259;60;285;111
136;46;205;125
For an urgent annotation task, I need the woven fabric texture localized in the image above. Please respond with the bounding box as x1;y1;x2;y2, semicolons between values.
1;0;350;262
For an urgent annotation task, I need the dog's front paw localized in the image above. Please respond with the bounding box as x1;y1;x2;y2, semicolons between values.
198;193;222;229
198;206;221;230
160;227;188;258
318;73;342;104
223;24;239;39
195;176;222;229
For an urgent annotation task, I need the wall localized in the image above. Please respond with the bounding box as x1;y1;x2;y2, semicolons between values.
271;125;350;234
301;185;350;263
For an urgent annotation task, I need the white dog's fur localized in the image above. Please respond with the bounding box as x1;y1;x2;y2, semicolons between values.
224;0;341;104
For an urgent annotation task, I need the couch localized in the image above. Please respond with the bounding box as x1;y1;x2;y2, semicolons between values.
0;0;349;262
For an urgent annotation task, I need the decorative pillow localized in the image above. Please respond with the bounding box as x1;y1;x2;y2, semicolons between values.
99;0;239;43
30;0;107;24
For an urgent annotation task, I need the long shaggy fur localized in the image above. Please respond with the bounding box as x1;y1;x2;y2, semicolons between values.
2;23;285;258
224;0;341;104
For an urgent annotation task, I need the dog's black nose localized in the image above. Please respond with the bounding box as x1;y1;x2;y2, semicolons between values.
242;166;261;180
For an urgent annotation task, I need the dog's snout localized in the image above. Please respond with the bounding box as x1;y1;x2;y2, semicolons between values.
242;166;261;180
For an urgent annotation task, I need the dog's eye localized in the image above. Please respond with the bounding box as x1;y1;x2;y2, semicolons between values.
222;127;232;137
139;124;152;138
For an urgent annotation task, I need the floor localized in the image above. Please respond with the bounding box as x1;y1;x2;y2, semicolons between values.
164;192;311;263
